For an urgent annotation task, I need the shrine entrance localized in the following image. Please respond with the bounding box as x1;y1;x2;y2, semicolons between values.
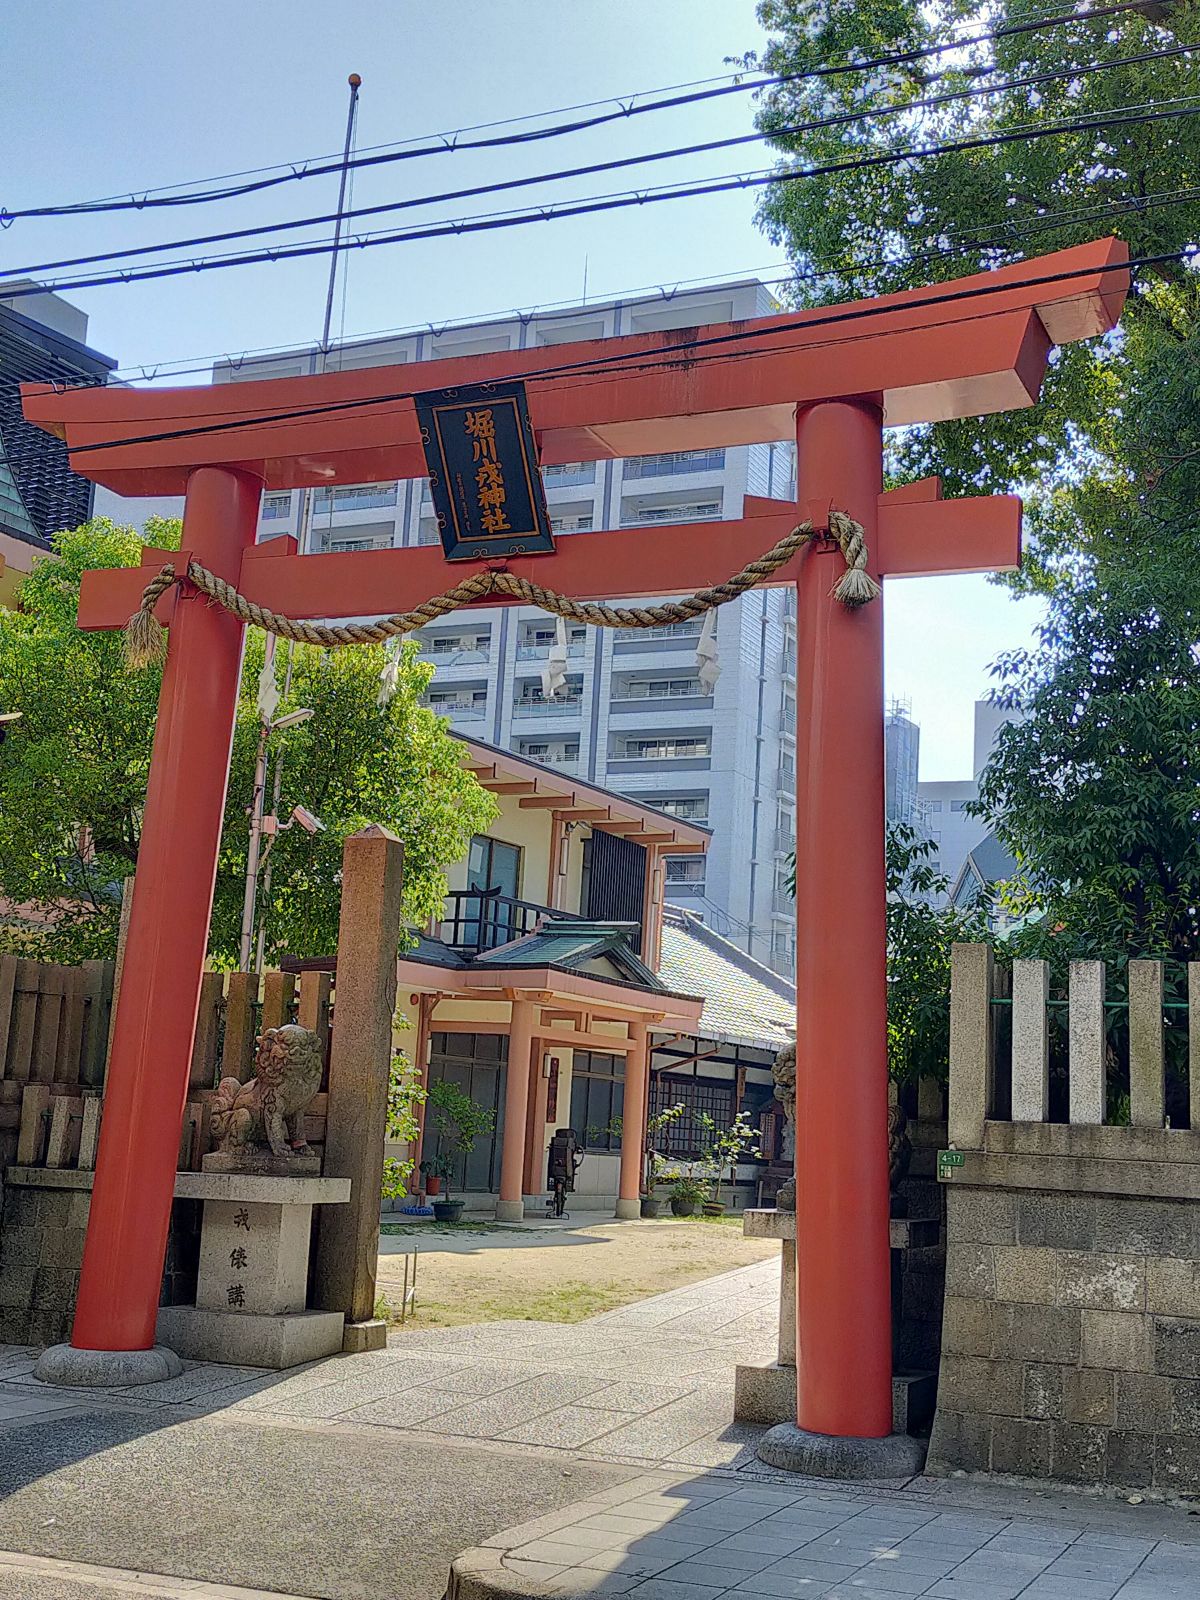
21;237;1127;1471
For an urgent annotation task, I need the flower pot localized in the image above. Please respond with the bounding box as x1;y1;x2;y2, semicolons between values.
423;1175;442;1197
670;1196;697;1217
432;1199;465;1223
640;1195;661;1219
701;1200;726;1218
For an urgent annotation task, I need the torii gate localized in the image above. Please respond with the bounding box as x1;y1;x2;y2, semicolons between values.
23;238;1127;1465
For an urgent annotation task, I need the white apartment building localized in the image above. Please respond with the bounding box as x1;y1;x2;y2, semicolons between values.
207;280;799;973
917;699;1020;890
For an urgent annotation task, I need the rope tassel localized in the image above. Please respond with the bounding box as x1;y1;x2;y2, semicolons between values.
122;563;176;668
119;512;878;669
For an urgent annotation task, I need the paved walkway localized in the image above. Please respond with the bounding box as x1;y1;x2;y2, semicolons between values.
0;1258;1199;1597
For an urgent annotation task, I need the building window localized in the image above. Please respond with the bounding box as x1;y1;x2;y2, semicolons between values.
261;492;292;520
570;1052;625;1149
549;513;594;534
664;857;705;884
542;461;596;486
426;629;490;656
656;797;709;821
312;482;398;513
623;449;725;479
623;735;710;760
621;499;721;527
951;800;971;812
648;1075;734;1158
621;676;706;700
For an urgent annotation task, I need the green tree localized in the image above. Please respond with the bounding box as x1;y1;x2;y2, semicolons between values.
744;0;1200;497
885;824;987;1083
0;518;497;963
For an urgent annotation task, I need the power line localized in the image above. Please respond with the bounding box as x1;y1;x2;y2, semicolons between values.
0;0;1157;223
8;95;1198;302
56;245;1195;461
12;42;1196;282
93;181;1199;388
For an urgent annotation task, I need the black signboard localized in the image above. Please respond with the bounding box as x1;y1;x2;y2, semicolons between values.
414;379;556;561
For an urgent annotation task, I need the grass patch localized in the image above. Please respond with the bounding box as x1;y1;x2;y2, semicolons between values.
380;1220;507;1236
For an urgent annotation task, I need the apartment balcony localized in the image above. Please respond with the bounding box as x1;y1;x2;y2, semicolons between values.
440;891;585;955
607;753;712;775
774;824;795;855
423;647;491;669
777;760;796;789
522;751;579;772
424;702;487;722
773;887;795;915
609;694;713;716
515;642;585;661
542;462;597;488
512;697;583;719
621;449;725;480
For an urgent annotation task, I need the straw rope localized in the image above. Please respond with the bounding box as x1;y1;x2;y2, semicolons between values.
123;510;878;669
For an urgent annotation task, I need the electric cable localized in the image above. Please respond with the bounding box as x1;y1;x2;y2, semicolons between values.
7;96;1199;303
10;41;1196;281
52;244;1194;462
0;0;1161;222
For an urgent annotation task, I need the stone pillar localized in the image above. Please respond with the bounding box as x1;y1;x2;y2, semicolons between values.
617;1020;650;1220
524;1039;550;1195
312;826;404;1343
497;997;535;1222
948;942;995;1149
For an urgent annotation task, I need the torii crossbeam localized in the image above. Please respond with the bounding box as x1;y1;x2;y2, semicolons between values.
23;239;1127;1458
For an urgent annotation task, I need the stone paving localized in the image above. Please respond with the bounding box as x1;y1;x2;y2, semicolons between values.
2;1257;1200;1596
454;1472;1200;1600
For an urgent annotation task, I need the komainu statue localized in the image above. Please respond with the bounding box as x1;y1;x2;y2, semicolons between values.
209;1024;324;1169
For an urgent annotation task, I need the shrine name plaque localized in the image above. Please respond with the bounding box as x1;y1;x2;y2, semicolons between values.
414;379;555;561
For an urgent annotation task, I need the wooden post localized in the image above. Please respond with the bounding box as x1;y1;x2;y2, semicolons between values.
0;954;17;1075
312;826;405;1343
189;972;225;1090
948;943;995;1149
261;969;296;1032
106;874;137;1063
496;997;535;1222
1190;963;1200;1133
298;970;333;1065
222;971;259;1083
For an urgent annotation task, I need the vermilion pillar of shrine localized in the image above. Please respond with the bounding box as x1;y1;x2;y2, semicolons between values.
66;467;262;1374
792;400;892;1440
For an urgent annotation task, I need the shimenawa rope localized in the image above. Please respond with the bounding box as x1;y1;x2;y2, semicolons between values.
122;510;878;670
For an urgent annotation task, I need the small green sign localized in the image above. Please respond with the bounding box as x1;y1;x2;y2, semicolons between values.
937;1149;966;1181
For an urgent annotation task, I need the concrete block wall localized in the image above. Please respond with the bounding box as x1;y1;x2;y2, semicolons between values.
933;945;1200;1492
0;1170;200;1347
930;1169;1200;1491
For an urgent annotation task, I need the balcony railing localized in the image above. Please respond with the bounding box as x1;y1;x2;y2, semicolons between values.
516;642;585;660
513;697;583;717
440;890;585;954
424;701;487;720
622;449;725;479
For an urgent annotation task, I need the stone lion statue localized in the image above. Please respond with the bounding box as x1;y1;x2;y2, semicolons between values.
210;1024;323;1160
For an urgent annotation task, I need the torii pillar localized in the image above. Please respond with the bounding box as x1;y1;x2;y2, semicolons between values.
20;240;1127;1469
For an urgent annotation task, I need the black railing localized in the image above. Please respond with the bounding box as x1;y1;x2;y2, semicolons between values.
440;889;585;954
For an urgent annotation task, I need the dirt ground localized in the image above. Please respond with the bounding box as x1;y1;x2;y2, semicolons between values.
374;1216;779;1328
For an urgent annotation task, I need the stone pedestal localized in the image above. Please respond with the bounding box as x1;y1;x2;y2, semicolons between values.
734;1208;797;1424
158;1172;351;1369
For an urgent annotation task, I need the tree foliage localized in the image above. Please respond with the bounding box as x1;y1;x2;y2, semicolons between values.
744;0;1200;496
749;0;1200;961
886;824;986;1082
0;518;497;963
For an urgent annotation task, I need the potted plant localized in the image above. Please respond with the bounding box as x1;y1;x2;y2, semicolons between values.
664;1167;708;1217
640;1102;687;1218
418;1159;442;1197
692;1110;762;1217
425;1079;495;1224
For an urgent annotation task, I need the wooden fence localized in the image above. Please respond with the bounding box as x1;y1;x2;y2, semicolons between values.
0;959;333;1177
949;943;1200;1143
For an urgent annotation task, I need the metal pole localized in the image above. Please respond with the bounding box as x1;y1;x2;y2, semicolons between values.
238;722;271;971
254;73;361;964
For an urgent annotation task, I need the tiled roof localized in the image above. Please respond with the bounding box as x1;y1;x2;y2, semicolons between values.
657;907;794;1054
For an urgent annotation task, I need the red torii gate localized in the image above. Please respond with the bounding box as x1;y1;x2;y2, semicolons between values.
23;238;1127;1464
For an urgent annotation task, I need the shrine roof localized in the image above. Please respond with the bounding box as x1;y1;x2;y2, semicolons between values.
22;240;1128;497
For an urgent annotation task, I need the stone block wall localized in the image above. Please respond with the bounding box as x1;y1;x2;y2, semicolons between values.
929;1131;1200;1494
0;1170;200;1347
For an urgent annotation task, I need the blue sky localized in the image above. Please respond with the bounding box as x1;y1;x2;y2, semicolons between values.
2;0;1039;777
